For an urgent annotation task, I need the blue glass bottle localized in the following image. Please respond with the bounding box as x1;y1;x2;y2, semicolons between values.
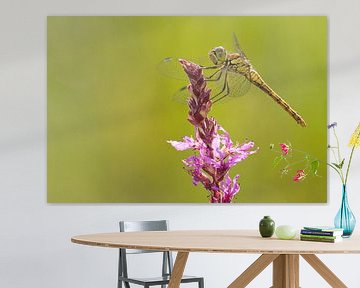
334;185;356;237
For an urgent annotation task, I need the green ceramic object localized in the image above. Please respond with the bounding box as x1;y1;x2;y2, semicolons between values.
275;225;297;240
259;216;275;237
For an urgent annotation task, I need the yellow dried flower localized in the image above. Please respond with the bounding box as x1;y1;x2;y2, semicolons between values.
349;122;360;148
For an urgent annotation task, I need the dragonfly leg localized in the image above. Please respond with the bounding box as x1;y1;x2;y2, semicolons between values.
211;70;228;102
213;79;230;103
206;69;223;81
201;65;221;70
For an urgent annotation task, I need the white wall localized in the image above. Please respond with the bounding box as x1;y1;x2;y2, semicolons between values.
1;0;360;287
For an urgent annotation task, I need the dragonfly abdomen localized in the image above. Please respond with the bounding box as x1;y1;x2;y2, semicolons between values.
248;71;307;127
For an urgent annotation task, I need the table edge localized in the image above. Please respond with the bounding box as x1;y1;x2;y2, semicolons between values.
71;236;360;255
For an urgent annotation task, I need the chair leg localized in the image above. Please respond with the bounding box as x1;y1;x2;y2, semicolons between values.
199;278;204;288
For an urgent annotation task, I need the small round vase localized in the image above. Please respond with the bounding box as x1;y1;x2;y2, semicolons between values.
259;216;275;238
334;185;356;238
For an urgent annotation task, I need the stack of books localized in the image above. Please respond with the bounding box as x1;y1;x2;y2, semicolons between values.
300;226;344;243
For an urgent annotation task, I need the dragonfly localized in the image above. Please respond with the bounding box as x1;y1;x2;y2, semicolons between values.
160;34;307;127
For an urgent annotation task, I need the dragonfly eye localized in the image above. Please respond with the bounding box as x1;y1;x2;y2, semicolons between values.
209;46;227;65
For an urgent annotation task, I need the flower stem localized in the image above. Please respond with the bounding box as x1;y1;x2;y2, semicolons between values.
327;163;344;181
333;127;343;163
330;148;339;164
283;159;307;169
345;145;356;185
344;128;360;185
331;127;345;184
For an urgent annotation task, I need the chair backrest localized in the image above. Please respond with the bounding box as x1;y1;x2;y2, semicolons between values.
119;220;169;254
120;220;168;232
118;220;174;282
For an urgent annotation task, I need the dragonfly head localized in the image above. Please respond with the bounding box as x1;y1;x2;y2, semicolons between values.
209;46;227;65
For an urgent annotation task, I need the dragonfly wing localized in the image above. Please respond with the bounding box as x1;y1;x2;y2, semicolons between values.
172;85;190;104
226;70;251;98
207;68;251;102
158;57;187;80
232;33;249;60
172;66;223;104
158;56;213;80
159;56;223;104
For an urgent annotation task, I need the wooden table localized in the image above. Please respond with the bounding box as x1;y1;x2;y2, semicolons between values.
71;230;360;288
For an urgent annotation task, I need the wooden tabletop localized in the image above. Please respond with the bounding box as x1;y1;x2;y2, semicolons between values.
71;230;360;254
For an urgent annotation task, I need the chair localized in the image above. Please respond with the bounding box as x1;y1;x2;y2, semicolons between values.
118;220;204;288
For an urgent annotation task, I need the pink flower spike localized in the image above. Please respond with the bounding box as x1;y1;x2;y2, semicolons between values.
293;169;306;182
280;143;290;156
167;59;257;203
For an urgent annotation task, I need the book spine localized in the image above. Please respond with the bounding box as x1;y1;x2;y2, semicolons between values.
301;230;336;236
300;237;337;243
300;234;337;240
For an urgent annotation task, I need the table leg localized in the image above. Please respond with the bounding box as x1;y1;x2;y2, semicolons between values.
228;254;279;288
301;254;347;288
272;254;299;288
228;253;348;288
168;252;189;288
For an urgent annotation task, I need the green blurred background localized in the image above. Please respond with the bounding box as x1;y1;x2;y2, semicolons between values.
47;16;327;203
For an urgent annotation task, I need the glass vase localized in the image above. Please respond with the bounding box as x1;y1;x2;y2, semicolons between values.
334;185;356;237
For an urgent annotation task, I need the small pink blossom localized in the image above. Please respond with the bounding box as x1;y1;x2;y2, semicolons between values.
280;143;290;156
219;175;240;203
182;155;211;187
293;169;306;182
167;136;202;151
